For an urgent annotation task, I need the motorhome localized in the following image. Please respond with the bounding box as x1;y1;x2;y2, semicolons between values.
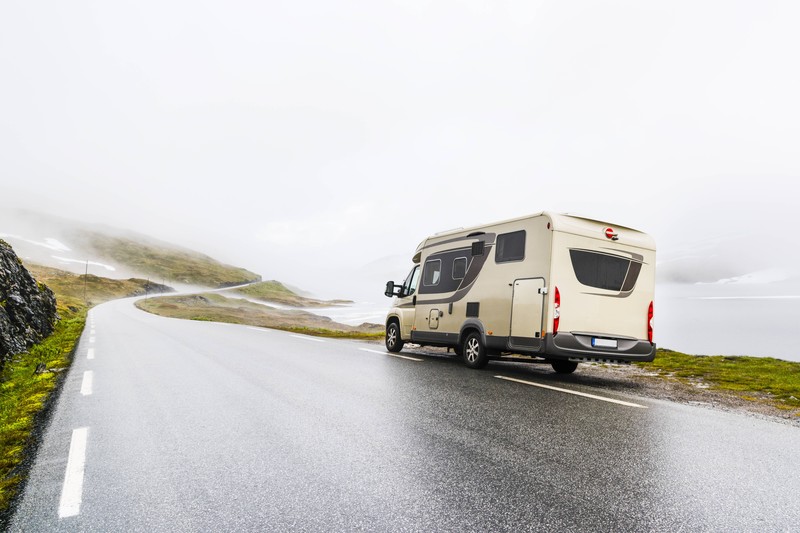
383;212;656;373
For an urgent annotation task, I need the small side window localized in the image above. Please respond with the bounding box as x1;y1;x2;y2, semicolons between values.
422;259;442;286
496;230;526;263
402;265;421;297
453;257;467;280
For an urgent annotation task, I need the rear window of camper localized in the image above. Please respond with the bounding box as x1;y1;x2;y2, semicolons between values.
495;230;526;263
569;249;639;292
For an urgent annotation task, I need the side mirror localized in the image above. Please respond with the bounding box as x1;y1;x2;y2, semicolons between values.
384;281;402;298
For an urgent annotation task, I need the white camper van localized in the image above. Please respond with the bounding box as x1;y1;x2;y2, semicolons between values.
383;212;656;373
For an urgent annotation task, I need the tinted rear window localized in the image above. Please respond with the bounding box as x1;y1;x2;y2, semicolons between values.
569;250;636;291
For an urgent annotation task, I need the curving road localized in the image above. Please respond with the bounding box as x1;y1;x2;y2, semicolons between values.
9;298;800;532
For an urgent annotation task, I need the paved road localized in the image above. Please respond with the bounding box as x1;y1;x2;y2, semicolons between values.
10;298;800;532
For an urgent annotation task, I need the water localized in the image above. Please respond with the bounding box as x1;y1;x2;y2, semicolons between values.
308;284;800;362
657;283;800;362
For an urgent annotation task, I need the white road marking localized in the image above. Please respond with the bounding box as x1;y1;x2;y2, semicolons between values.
80;371;93;396
58;427;89;518
290;334;325;343
89;337;95;344
360;348;388;355
494;375;648;409
359;348;423;362
247;327;270;333
87;348;95;360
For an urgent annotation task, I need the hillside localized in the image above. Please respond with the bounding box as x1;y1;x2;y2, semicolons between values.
231;280;352;308
0;209;261;288
24;263;173;308
69;230;261;288
136;293;381;338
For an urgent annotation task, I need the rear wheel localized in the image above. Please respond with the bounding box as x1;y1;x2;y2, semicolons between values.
385;322;404;353
462;332;489;369
551;361;578;374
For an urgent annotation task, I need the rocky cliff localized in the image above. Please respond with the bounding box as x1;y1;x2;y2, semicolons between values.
0;240;58;369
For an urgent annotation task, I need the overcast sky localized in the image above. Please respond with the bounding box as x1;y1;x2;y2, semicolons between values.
2;0;799;298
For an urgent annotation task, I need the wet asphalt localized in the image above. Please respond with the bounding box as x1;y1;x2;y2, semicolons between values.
9;298;800;532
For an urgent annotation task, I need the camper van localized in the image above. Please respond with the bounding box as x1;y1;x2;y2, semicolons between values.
383;212;656;373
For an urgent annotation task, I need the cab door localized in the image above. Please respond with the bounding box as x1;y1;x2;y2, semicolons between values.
509;278;546;351
397;265;420;338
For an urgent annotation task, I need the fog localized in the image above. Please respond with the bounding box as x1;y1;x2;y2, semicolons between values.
2;1;799;356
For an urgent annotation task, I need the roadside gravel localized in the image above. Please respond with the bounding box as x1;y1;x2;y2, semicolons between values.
379;343;800;427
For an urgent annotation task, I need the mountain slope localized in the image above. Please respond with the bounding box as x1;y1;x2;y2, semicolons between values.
0;209;261;288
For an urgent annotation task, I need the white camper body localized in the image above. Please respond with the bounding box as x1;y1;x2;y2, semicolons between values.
384;212;656;373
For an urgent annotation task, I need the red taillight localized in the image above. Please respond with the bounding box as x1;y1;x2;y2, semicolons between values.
553;286;560;335
647;301;654;343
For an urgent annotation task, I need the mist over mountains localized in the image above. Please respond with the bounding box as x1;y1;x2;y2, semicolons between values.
0;209;260;288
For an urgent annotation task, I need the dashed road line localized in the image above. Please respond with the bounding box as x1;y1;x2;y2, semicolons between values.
58;427;89;518
290;335;325;343
87;348;95;360
494;375;648;409
80;371;93;396
89;336;95;344
359;348;424;362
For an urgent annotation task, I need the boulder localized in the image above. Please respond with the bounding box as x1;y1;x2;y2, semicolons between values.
0;240;58;368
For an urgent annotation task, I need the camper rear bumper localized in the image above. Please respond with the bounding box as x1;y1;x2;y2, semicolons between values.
544;332;656;363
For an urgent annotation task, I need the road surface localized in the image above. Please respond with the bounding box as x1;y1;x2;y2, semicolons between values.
10;298;800;531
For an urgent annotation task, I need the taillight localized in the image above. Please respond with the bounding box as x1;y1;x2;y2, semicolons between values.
553;286;560;335
647;301;654;343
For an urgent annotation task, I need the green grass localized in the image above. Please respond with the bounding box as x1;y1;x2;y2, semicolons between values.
138;293;382;339
637;348;800;412
0;299;86;517
232;280;352;308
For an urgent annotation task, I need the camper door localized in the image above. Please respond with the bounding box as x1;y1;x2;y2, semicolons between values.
509;277;546;350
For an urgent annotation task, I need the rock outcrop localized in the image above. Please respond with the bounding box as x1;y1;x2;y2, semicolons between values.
0;240;58;368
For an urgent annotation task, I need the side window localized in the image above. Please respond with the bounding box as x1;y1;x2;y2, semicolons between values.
452;257;467;280
404;265;421;296
422;259;442;287
496;230;526;263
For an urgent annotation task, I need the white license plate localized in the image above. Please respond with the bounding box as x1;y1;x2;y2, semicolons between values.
592;338;618;349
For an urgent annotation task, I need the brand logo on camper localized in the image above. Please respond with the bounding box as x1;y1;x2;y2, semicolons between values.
604;227;619;241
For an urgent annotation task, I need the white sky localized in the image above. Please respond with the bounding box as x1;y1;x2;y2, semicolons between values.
2;0;799;298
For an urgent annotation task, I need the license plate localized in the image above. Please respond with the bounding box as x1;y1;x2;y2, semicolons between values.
592;338;618;349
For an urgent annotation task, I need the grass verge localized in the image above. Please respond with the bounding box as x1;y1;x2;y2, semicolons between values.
137;293;383;340
231;280;352;308
637;348;800;413
0;296;86;520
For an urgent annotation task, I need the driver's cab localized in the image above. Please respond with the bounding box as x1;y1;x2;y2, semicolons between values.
384;262;420;341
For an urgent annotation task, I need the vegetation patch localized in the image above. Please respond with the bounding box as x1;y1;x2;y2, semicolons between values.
137;293;382;340
231;280;353;308
0;299;86;520
637;348;800;413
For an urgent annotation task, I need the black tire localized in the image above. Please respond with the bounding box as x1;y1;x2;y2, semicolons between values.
551;361;578;374
462;331;489;369
385;322;404;353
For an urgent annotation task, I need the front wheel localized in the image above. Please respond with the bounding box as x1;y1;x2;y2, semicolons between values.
462;332;489;369
385;322;404;353
551;361;578;374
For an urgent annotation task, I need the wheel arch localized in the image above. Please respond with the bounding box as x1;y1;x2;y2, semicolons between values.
459;319;486;347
